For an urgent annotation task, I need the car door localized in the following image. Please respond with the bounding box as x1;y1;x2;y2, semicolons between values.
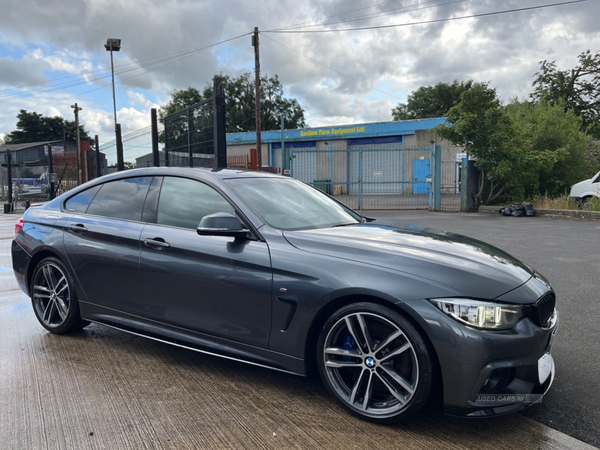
63;176;152;316
138;176;273;348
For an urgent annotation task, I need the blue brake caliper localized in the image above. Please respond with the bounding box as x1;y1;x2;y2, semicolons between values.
342;332;356;374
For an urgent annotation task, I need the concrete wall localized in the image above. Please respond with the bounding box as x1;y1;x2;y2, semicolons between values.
413;129;464;162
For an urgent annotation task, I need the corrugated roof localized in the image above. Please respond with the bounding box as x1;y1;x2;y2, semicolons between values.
0;141;63;152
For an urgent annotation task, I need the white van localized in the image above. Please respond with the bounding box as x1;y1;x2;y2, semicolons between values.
570;171;600;200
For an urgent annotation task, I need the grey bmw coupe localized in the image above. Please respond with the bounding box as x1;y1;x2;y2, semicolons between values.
12;168;558;423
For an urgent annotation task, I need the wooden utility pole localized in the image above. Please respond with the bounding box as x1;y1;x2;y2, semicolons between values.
252;27;262;168
71;103;82;185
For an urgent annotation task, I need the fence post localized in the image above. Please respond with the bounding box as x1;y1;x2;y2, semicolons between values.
401;142;405;193
460;157;468;212
164;120;170;167
358;146;363;210
116;123;124;171
213;76;227;169
151;109;160;167
280;116;285;170
7;150;13;212
329;148;333;194
95;135;101;178
187;109;193;168
433;145;442;211
47;143;54;200
346;150;350;195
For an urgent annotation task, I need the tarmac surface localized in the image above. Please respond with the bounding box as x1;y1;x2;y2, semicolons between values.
0;209;598;450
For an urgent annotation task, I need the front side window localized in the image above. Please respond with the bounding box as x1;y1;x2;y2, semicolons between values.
225;177;360;230
156;177;235;230
64;185;102;213
86;177;152;221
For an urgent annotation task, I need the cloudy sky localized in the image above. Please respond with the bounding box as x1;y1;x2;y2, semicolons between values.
0;0;598;146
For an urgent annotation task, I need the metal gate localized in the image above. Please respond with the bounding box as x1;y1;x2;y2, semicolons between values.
290;146;437;210
440;160;462;211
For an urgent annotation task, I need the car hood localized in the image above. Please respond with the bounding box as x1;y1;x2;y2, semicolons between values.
283;222;533;300
571;179;591;190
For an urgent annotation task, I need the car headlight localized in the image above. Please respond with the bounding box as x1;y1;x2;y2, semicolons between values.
430;298;523;330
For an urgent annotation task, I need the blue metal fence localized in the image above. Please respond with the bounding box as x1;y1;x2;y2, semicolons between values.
288;146;461;211
291;146;446;210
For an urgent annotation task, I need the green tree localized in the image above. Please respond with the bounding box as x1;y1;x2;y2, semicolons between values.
584;141;600;178
108;161;135;170
159;73;307;133
392;80;474;121
506;98;590;196
434;83;561;204
531;50;600;138
4;110;91;144
159;87;203;121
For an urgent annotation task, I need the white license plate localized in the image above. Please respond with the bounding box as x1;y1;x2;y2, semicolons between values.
538;353;554;384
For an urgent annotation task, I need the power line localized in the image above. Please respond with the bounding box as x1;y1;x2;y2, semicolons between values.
262;34;402;101
263;0;587;33
273;0;422;31
299;0;467;29
4;33;251;111
273;0;465;31
0;33;251;100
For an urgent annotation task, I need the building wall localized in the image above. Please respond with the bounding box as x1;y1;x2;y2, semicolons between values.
407;129;464;162
226;143;269;166
224;120;464;169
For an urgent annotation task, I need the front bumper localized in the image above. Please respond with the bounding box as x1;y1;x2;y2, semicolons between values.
444;350;555;417
400;299;559;417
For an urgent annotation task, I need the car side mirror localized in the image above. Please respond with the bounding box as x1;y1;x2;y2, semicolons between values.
197;212;250;238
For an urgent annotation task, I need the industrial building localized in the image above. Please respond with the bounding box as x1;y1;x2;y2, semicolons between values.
225;117;460;169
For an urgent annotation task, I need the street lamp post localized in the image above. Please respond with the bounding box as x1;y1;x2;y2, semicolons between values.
104;38;121;133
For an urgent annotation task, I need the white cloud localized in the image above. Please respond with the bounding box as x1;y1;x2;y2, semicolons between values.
0;0;599;143
126;91;159;111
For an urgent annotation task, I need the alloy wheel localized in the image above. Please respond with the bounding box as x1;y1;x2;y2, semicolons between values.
32;262;71;328
323;312;420;417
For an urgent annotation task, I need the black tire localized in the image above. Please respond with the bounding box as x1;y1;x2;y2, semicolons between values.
316;302;433;424
30;256;90;334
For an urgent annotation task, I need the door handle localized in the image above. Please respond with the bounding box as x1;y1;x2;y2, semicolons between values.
69;224;88;233
144;238;170;249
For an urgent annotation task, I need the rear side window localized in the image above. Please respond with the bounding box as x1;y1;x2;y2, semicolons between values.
157;177;234;230
64;185;102;213
87;177;152;221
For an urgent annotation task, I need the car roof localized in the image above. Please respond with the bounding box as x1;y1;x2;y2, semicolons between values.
93;167;285;183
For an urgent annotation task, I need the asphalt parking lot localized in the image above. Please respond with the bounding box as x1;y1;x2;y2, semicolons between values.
0;209;598;450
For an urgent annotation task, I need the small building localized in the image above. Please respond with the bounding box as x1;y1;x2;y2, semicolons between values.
0;140;108;183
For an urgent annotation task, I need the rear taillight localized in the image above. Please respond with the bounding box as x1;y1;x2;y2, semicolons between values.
15;218;24;235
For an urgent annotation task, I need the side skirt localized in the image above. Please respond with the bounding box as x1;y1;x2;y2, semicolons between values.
80;301;306;376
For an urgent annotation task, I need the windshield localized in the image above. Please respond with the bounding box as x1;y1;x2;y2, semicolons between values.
225;177;361;230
